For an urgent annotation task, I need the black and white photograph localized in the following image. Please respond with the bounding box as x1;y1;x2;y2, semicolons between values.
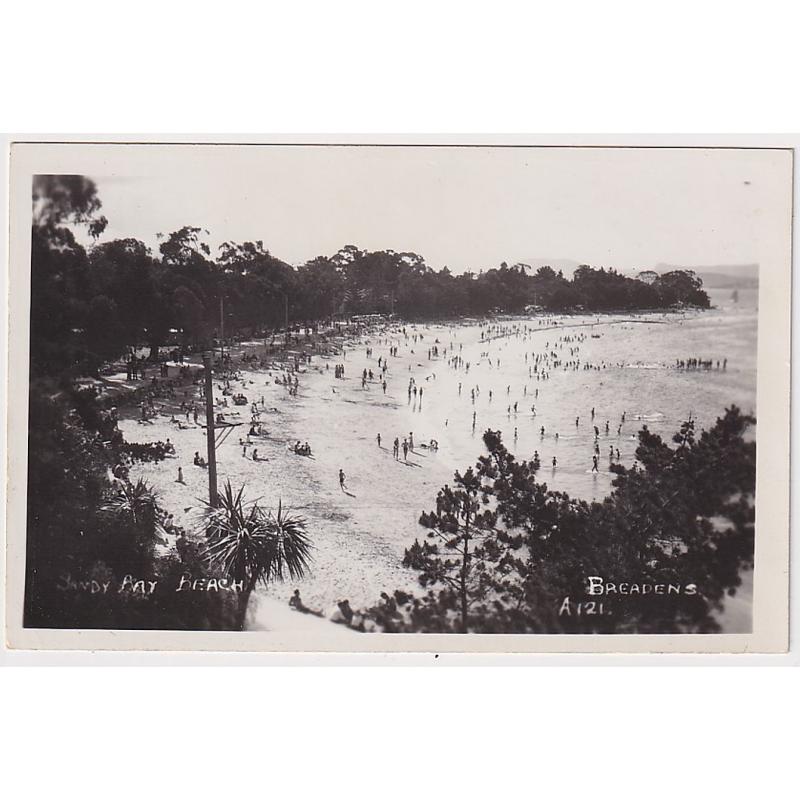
5;141;792;651
5;6;800;799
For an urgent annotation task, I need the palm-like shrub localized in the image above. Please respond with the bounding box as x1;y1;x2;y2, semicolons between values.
101;478;162;534
99;477;166;572
199;482;312;630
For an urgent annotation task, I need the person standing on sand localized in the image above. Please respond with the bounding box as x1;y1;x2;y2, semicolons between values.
592;455;599;473
339;469;347;491
177;467;184;483
402;439;409;461
393;437;399;459
376;433;381;448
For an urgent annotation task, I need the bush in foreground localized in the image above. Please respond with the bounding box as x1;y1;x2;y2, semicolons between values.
364;408;755;634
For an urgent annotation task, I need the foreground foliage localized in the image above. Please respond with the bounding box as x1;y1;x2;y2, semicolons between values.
24;386;241;629
365;408;755;634
198;483;312;630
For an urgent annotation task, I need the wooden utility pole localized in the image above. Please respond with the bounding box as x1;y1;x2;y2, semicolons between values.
219;296;224;364
280;290;289;343
202;352;219;507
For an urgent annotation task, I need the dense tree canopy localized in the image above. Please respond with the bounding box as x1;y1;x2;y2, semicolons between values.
29;177;710;380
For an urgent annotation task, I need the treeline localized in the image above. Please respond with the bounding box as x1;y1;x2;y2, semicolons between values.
31;175;709;380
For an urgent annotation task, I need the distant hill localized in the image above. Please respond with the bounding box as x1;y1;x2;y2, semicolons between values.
654;263;759;289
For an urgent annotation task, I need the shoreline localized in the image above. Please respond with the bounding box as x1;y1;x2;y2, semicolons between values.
82;304;703;414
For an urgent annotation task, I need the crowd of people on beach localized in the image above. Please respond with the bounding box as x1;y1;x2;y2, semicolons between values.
116;313;736;503
102;312;737;631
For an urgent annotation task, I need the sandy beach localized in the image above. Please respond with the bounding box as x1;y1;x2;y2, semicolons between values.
117;289;757;631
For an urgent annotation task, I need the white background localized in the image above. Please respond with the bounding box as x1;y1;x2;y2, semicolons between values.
1;1;798;798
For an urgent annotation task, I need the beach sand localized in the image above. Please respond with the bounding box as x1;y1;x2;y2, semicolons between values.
119;299;757;632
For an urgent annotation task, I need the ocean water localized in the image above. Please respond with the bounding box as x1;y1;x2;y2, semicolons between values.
416;288;758;501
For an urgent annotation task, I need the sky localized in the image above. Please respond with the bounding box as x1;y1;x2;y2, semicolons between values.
47;144;792;274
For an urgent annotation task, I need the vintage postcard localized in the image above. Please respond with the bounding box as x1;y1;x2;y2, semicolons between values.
4;139;792;653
